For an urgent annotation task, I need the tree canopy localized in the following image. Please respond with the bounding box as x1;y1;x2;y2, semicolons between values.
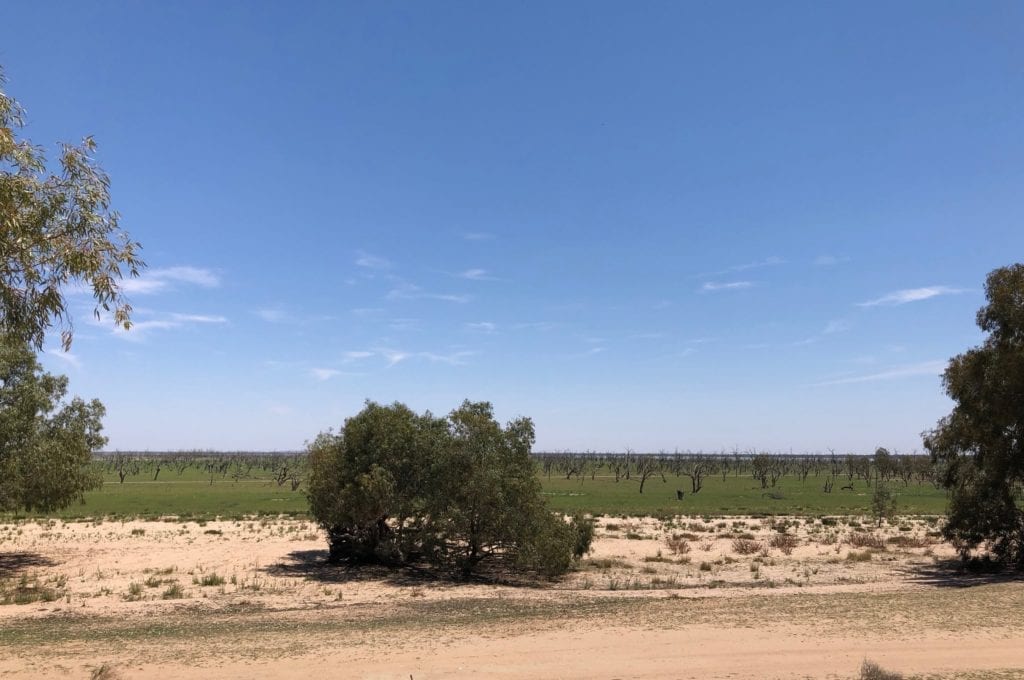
307;400;592;579
924;263;1024;569
0;337;105;512
1;67;143;351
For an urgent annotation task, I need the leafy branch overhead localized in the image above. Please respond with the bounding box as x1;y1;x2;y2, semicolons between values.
0;68;144;351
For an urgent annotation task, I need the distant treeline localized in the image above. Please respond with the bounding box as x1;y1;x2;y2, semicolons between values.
533;449;937;494
93;448;937;496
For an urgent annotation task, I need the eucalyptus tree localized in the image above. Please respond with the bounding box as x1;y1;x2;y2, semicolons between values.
0;338;104;511
925;264;1024;568
1;68;143;350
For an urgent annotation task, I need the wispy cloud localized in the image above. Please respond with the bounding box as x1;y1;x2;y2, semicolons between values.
823;319;851;334
420;350;475;365
694;257;785;279
813;360;946;386
45;348;81;369
792;319;851;346
377;349;411;367
459;268;493;281
120;266;220;295
702;281;754;292
730;256;785;272
857;286;967;307
343;351;375;361
255;307;335;324
371;347;474;367
256;308;288;323
104;310;228;341
267;403;293;416
310;368;341;381
170;313;227;324
813;255;848;267
512;321;558;332
464;322;497;334
386;283;471;304
389;318;422;332
355;251;392;270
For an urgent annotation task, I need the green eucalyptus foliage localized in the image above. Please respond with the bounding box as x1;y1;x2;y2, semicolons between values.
924;264;1024;568
1;67;143;351
306;400;593;578
0;338;105;512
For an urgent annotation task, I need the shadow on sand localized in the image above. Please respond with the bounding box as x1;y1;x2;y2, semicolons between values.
901;558;1024;588
263;549;540;587
0;552;57;578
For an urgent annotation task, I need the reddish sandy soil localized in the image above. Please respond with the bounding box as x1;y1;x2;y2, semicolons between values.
1;515;1022;679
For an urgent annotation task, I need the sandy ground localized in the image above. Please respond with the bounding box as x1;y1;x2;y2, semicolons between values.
1;515;1022;679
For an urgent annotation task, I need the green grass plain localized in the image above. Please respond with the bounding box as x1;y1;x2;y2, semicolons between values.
5;465;949;520
540;472;948;516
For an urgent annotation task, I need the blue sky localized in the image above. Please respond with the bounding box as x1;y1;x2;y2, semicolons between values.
3;2;1022;452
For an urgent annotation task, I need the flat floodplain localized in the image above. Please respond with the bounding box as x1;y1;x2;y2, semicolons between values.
13;464;949;520
2;515;1023;679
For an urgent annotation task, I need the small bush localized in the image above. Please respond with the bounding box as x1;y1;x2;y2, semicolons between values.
849;533;886;550
571;514;596;558
887;535;930;549
860;660;903;680
699;561;712;571
846;550;873;562
732;538;762;555
585;558;631;570
665;535;691;555
768;533;799;555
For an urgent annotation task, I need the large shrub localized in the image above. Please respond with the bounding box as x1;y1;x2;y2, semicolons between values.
306;400;591;578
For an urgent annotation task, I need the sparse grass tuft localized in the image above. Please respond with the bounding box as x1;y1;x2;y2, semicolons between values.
91;663;122;680
124;582;144;601
197;572;226;587
161;583;185;599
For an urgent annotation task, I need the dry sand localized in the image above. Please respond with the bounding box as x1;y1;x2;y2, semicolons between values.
1;515;1022;679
